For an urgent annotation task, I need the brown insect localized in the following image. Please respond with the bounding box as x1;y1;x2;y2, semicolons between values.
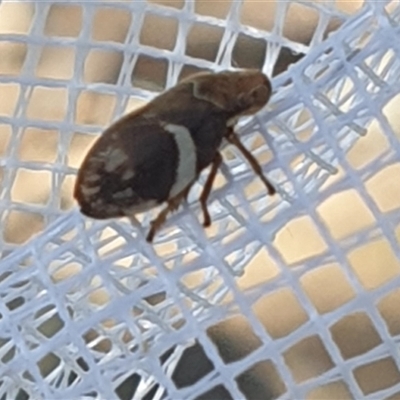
74;69;275;242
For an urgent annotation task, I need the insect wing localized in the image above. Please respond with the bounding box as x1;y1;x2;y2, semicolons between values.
74;116;179;219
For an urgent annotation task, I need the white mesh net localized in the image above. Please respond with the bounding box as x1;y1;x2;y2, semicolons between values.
1;0;400;399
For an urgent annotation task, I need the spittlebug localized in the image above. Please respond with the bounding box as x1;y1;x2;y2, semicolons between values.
74;69;275;242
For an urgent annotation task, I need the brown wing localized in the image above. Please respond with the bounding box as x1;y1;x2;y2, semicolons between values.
74;116;179;219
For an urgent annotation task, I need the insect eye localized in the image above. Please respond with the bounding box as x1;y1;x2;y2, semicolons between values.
251;85;264;98
250;85;270;104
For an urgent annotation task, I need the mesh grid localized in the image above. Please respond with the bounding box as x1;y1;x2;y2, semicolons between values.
1;1;400;399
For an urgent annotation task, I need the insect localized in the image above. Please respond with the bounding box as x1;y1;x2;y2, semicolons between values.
74;69;276;242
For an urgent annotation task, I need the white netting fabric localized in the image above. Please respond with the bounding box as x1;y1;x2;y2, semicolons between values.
1;0;400;399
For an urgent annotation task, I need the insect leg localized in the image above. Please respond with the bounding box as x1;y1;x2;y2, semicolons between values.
199;152;222;227
146;187;191;242
226;129;275;195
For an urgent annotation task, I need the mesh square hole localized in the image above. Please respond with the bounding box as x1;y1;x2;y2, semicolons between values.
194;0;232;19
171;342;214;389
252;288;309;339
377;288;400;337
273;215;328;265
0;42;27;76
240;0;275;31
140;13;178;51
353;357;400;396
235;360;286;400
34;304;65;339
26;86;68;121
365;163;400;213
11;169;52;205
19;127;59;163
330;312;383;359
0;83;20;116
35;45;75;80
316;189;376;240
75;91;116;126
235;247;280;291
92;7;131;43
273;46;305;76
45;4;82;37
84;49;123;84
346;119;390;170
37;352;62;379
232;33;266;70
185;22;224;63
3;210;45;245
0;2;33;35
300;263;356;314
206;315;263;364
283;3;319;45
132;55;168;91
347;238;400;290
283;335;335;383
